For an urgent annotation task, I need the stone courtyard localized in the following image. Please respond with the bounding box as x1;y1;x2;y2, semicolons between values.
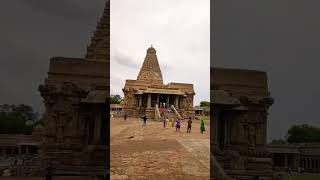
110;117;210;180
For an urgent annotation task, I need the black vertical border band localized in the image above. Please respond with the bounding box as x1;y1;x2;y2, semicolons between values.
104;0;110;179
210;0;215;179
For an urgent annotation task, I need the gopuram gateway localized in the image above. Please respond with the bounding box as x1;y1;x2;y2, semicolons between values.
122;46;195;119
35;0;109;177
212;67;274;179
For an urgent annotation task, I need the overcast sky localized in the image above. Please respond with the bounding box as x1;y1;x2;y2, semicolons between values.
110;0;210;106
0;0;105;114
213;0;320;141
1;0;319;141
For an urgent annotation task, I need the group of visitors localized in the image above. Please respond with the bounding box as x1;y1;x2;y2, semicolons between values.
124;112;206;134
162;116;206;134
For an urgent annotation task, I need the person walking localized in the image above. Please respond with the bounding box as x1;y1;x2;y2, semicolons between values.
200;119;205;134
168;118;172;128
124;112;127;121
175;119;181;132
142;115;147;126
187;117;192;133
163;116;166;128
171;118;174;127
165;118;169;128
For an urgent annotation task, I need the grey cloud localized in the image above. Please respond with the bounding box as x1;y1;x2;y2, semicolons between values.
17;0;104;24
112;52;139;69
0;0;105;112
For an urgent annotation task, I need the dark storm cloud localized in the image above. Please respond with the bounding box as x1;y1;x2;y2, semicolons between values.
18;0;102;24
0;0;105;113
213;0;320;141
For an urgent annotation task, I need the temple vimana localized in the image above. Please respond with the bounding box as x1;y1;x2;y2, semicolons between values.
122;46;195;120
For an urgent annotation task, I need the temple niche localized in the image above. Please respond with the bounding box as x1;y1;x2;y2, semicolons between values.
212;67;274;179
37;0;109;177
122;46;195;119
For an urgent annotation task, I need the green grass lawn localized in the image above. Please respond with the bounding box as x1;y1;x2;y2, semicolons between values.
282;175;320;180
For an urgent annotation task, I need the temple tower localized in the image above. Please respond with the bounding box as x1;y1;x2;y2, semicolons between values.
85;0;110;62
137;46;163;84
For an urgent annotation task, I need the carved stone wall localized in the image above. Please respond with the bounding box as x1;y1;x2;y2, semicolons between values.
39;82;88;148
212;67;274;179
36;0;109;176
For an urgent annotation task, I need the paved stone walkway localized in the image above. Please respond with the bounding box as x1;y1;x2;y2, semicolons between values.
178;139;210;169
110;117;210;180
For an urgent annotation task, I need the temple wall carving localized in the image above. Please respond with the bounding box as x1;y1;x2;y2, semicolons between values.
212;67;274;179
39;82;88;147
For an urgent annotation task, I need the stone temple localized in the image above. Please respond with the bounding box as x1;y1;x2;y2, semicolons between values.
122;46;195;119
211;67;320;179
212;67;274;179
36;0;109;177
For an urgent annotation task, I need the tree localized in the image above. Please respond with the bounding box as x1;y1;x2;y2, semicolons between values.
110;94;122;104
286;124;320;144
200;101;210;107
0;104;39;135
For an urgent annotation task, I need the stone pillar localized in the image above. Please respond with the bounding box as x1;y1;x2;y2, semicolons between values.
26;146;29;155
284;154;288;169
157;94;160;107
94;107;102;144
147;94;151;108
166;95;169;108
309;158;311;169
307;158;311;169
294;155;298;170
174;96;179;108
139;95;142;107
4;148;7;159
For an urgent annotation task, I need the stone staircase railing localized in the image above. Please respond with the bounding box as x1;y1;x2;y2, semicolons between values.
154;104;161;121
170;105;182;119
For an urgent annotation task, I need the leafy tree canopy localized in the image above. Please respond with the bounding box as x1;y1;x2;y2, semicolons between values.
200;101;210;107
0;104;40;135
110;94;122;104
286;124;320;144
